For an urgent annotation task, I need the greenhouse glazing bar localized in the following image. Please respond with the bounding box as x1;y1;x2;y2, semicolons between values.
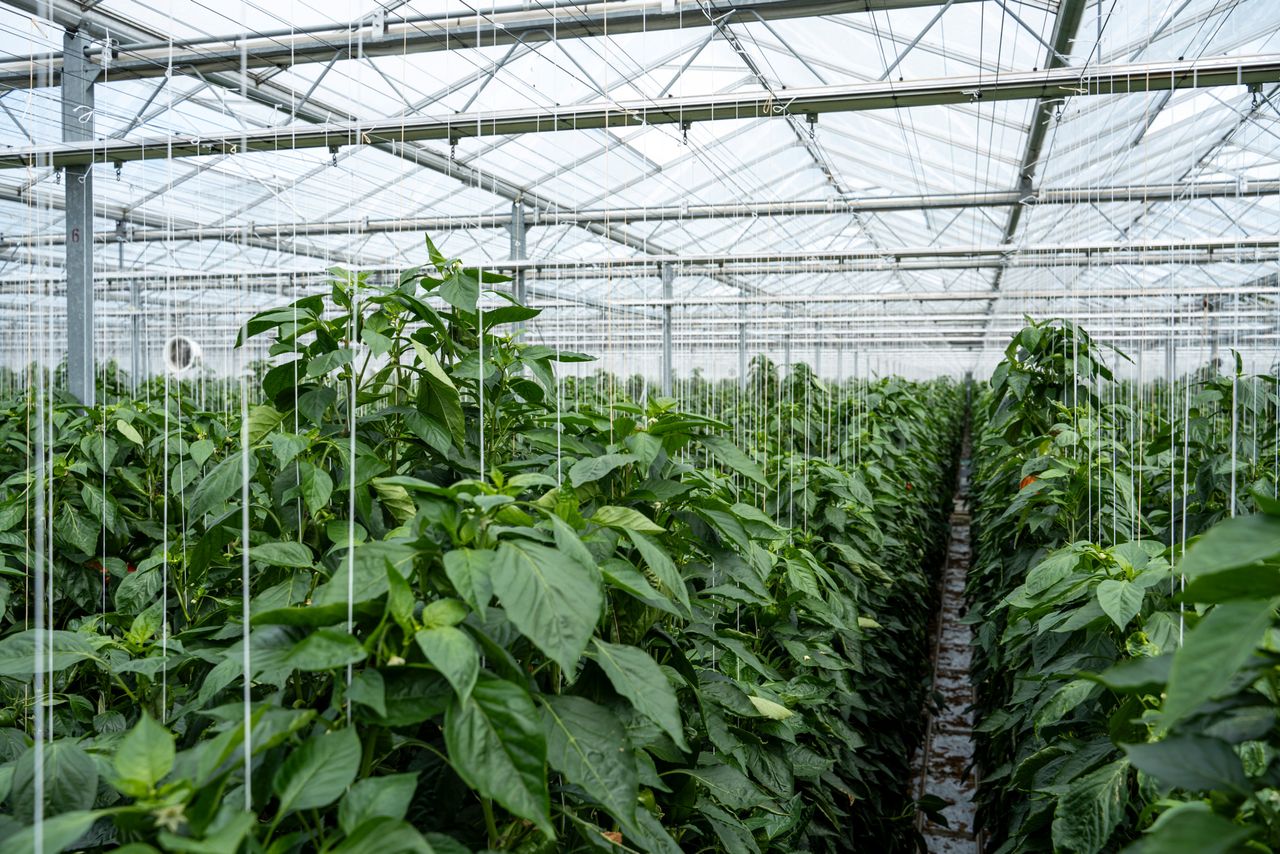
3;54;1279;168
8;179;1274;249
0;0;976;88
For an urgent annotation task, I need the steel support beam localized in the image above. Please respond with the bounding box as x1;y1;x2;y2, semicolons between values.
7;179;1274;249
660;261;673;396
62;28;96;406
5;179;1272;250
0;0;977;88
4;54;1278;169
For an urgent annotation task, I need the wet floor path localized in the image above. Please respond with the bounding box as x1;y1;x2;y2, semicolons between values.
912;428;978;853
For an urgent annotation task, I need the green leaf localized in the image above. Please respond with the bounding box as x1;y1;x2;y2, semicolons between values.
569;453;635;488
627;531;690;613
348;669;386;717
1122;735;1249;793
338;773;419;836
491;539;602;672
246;404;285;444
1162;598;1275;731
590;638;688;751
592;505;665;534
252;541;314;568
114;712;175;794
444;675;552;838
273;727;362;814
438;270;480;313
189;453;258;519
1034;679;1098;734
416;626;479;702
542;695;638;827
698;434;767;486
414;344;465;448
3;809;100;853
286;630;367;672
333;818;435;854
1178;512;1280;579
443;549;494;618
190;438;216;466
1096;578;1144;629
116;419;144;446
0;629;96;678
11;740;98;820
1050;759;1129;854
1127;802;1254;854
747;696;793;720
299;462;334;514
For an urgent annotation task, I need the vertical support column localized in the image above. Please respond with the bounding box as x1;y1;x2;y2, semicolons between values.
782;307;792;380
63;29;97;406
118;222;141;391
1164;339;1175;383
660;262;673;397
737;303;748;390
508;200;527;305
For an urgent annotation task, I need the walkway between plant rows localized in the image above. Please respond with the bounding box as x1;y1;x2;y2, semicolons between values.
913;422;979;852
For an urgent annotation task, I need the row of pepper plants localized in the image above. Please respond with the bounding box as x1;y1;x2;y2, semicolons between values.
968;317;1280;853
0;240;962;852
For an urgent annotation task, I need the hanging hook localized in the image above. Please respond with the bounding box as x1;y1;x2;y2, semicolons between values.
449;136;458;161
681;121;691;145
806;112;818;140
114;161;123;181
328;145;339;167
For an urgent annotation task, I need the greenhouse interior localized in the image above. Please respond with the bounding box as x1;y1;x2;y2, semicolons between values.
1;0;1279;851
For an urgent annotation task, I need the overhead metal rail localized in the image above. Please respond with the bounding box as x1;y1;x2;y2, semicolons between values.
4;54;1279;169
0;0;978;88
5;178;1274;249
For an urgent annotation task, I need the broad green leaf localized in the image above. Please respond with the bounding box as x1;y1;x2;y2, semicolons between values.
333;817;435;854
1178;512;1280;578
438;270;480;313
252;540;314;568
422;598;468;629
246;404;285;444
116;419;144;446
299;461;334;514
1035;679;1098;733
592;505;665;534
747;696;793;721
444;676;552;838
569;453;635;488
114;712;175;794
0;629;96;678
1162;598;1275;731
443;549;495;618
11;740;98;820
1122;735;1249;793
682;761;772;811
591;638;688;751
627;531;690;613
286;630;367;672
542;695;638;828
416;626;479;702
273;726;362;814
190;438;216;466
491;539;602;672
698;434;767;486
1096;578;1144;629
1050;759;1128;854
189;453;258;519
158;810;255;854
3;809;100;853
338;773;419;836
414;344;465;447
348;669;386;717
1127;802;1254;854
